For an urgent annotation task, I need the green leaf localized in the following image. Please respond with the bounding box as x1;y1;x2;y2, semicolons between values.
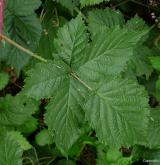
118;157;132;165
54;16;88;66
0;72;9;90
45;78;85;153
150;56;160;71
0;94;38;126
81;0;109;7
35;129;53;146
96;145;109;165
3;0;42;73
37;0;68;60
7;131;32;150
76;27;147;87
0;133;23;165
107;148;122;162
88;8;125;35
56;0;79;14
126;15;148;31
84;77;149;147
96;145;132;165
146;109;160;149
5;0;41;15
125;46;153;79
25;16;88;153
18;116;38;134
24;60;69;100
24;16;149;154
126;15;149;44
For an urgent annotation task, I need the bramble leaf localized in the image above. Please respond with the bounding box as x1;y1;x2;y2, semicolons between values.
54;16;88;66
126;15;148;31
24;60;69;100
76;27;147;87
88;8;124;34
25;16;88;153
125;46;153;79
24;15;150;154
45;78;85;153
84;77;149;147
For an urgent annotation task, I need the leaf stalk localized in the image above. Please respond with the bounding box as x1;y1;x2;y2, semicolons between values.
0;34;47;63
71;72;93;91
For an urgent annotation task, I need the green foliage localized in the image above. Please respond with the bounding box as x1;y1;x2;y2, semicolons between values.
35;129;53;146
126;46;153;79
0;0;160;164
7;131;32;150
24;15;149;154
88;8;125;34
56;0;79;13
0;94;38;126
18;116;38;134
3;0;42;73
126;15;149;31
147;108;160;149
85;77;149;147
96;145;132;165
150;56;160;71
0;133;23;165
37;1;67;59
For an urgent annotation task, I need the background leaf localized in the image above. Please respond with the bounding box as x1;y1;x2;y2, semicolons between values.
2;0;42;73
0;133;23;165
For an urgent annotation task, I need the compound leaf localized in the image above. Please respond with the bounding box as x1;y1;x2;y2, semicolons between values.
24;16;150;154
24;16;89;153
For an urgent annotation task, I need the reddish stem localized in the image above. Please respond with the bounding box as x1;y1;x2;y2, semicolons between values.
0;0;4;35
